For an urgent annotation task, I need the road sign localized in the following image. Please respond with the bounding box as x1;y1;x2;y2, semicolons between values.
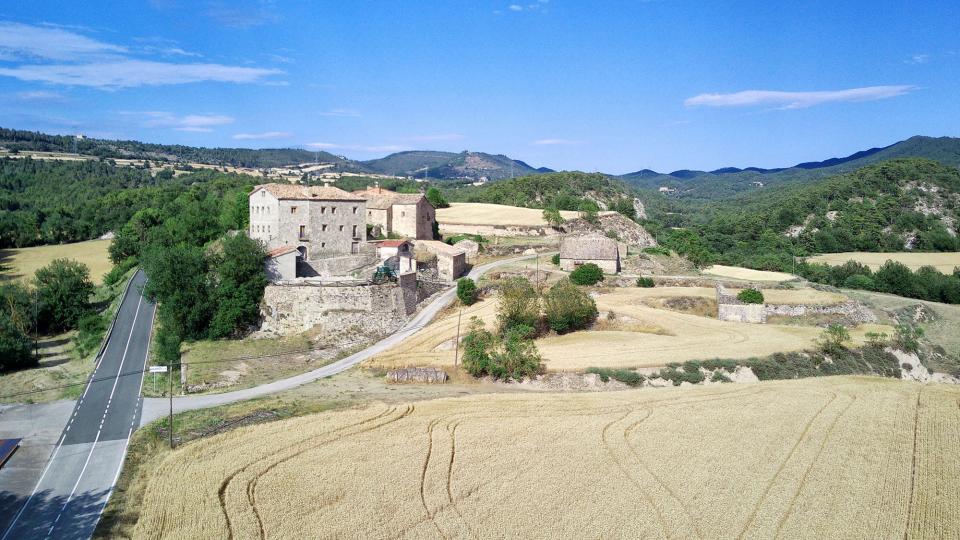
149;365;168;373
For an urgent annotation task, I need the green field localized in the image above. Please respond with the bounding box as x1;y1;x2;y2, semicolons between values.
0;239;113;284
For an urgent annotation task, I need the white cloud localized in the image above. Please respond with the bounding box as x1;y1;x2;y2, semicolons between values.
233;131;292;140
317;108;360;117
533;138;584;146
14;90;67;101
306;142;409;153
509;4;523;11
122;111;234;132
0;60;282;89
906;54;930;65
684;85;916;110
204;1;281;28
0;21;126;61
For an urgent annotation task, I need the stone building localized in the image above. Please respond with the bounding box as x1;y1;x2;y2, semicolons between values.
265;246;298;281
249;183;366;260
415;240;467;281
353;186;435;239
559;234;621;274
376;239;415;274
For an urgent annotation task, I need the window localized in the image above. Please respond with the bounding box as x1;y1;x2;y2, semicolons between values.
291;206;297;214
353;206;358;214
321;242;326;248
321;206;326;214
338;225;344;232
401;211;406;217
322;224;328;232
261;191;265;197
299;225;306;239
331;207;337;214
352;225;358;237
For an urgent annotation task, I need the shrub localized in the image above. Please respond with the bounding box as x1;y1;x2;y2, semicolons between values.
75;313;107;359
103;257;138;287
496;278;540;334
894;323;924;353
864;331;889;348
154;327;183;367
0;311;34;372
643;246;671;257
842;274;876;291
543;279;598;333
818;324;851;354
736;288;764;304
456;278;478;306
636;277;655;288
543;207;565;228
551;253;560;266
710;371;731;383
34;258;95;333
586;367;644;386
569;263;604;286
605;230;620;240
461;318;543;380
656;367;705;386
426;187;449;208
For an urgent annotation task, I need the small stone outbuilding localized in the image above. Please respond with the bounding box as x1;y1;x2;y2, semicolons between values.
415;240;467;281
454;239;480;261
559;234;621;274
376;239;415;274
265;246;298;282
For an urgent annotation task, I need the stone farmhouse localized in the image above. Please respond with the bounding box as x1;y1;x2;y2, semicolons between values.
559;234;622;274
352;186;435;240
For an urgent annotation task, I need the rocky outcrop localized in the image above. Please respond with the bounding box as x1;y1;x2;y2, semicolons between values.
386;367;449;384
563;212;656;249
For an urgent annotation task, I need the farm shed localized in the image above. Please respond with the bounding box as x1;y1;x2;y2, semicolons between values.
265;246;298;282
376;239;415;273
559;234;621;274
415;240;467;281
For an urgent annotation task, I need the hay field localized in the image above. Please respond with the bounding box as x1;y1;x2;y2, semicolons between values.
0;239;112;284
808;252;960;273
370;287;878;371
702;264;796;282
437;203;586;227
132;377;960;539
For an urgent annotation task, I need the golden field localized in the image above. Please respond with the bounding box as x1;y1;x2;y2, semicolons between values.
437;202;588;227
370;287;885;371
702;264;796;282
807;252;960;273
131;377;960;539
0;239;112;284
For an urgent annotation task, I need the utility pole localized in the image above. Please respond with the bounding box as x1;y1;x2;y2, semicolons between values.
453;308;463;369
168;365;174;449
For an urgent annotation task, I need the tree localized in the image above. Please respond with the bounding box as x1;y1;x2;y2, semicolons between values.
141;243;211;340
543;279;598;333
578;201;600;225
154;327;182;367
109;207;164;263
33;258;94;332
0;311;34;372
456;277;478;306
208;234;267;338
496;278;540;335
610;198;637;221
460;317;543;380
543;207;565;229
737;288;764;304
569;263;604;286
0;282;36;336
818;324;850;354
426;187;449;209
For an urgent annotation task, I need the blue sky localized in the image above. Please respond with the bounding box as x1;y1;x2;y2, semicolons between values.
0;0;957;174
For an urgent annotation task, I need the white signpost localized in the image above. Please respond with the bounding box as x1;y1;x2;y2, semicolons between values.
149;365;168;393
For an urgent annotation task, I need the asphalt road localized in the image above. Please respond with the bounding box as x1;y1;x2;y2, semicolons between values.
2;270;156;540
142;254;537;422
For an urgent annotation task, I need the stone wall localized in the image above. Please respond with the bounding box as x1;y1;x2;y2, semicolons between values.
718;303;767;324
305;251;379;277
259;277;417;337
764;301;877;323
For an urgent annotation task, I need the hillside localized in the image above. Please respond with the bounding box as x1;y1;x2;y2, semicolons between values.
445;171;645;218
359;150;547;180
624;136;960;200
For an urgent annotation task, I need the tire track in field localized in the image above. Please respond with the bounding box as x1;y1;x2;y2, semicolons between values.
214;404;409;539
418;418;447;538
902;386;923;540
772;392;858;538
735;390;839;540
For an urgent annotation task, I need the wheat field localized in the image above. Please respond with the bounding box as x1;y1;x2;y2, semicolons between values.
807;252;960;273
370;288;885;371
702;265;797;282
131;377;959;538
0;239;112;284
437;203;587;227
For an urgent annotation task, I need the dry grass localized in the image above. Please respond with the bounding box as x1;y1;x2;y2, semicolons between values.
807;252;960;273
0;239;112;284
437;203;586;227
370;287;879;371
702;265;797;282
130;376;960;539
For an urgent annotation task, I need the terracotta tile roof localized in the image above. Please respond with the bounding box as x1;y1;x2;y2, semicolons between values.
267;246;299;258
352;187;426;210
378;239;411;247
254;183;365;201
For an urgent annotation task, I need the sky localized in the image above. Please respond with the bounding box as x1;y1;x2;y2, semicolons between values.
0;0;957;174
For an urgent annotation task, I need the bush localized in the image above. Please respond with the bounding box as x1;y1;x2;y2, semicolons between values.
543;279;598;333
736;288;764;304
842;274;876;291
456;278;478;306
894;323;924;353
0;311;35;372
75;313;107;359
550;253;560;266
154;326;182;367
34;258;95;333
586;367;644;386
496;278;540;334
426;187;449;209
636;277;655;288
461;318;542;380
103;257;138;287
710;371;731;383
569;263;604;286
656;367;705;386
643;246;671;257
818;324;851;354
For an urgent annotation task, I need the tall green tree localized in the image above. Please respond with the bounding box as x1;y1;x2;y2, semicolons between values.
0;311;34;372
543;279;598;333
141;244;211;340
496;278;540;336
426;187;449;209
208;234;267;338
33;258;94;332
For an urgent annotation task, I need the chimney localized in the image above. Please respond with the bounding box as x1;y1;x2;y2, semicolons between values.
375;180;381;194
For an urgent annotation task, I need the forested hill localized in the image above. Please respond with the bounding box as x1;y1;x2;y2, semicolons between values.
623;136;960;200
0;128;343;168
359;150;549;180
446;171;643;218
656;158;960;270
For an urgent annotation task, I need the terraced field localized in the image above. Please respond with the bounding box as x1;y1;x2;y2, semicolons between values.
131;377;960;538
370;287;886;371
807;252;960;273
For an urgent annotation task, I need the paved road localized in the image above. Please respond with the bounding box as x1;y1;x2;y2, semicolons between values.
2;270;156;540
142;254;536;423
